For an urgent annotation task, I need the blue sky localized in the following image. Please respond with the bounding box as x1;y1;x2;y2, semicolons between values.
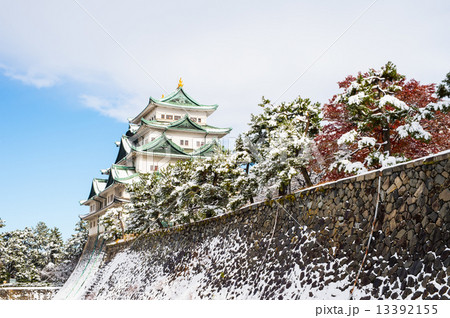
0;76;126;238
0;0;449;239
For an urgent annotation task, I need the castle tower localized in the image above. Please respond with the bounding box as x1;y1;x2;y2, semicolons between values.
80;81;231;236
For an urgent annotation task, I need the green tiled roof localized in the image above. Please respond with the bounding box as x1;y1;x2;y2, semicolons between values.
106;164;140;188
114;137;131;164
191;139;220;157
138;133;190;156
141;115;231;134
130;86;219;124
87;178;107;201
151;87;218;109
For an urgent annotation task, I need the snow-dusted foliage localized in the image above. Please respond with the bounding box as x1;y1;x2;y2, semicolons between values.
34;222;64;266
44;220;89;285
0;220;88;285
126;149;257;233
238;96;321;196
0;228;41;282
322;61;449;176
62;220;88;261
99;207;129;241
437;71;450;99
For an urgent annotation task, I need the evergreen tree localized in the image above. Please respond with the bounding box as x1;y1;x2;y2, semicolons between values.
127;172;169;232
437;72;450;99
33;221;51;268
126;148;257;233
41;220;88;284
242;96;321;195
171;151;257;222
324;61;449;175
47;227;64;264
32;222;64;268
99;207;129;241
63;219;88;261
0;228;41;282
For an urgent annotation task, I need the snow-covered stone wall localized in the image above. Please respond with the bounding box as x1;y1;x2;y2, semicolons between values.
0;287;59;300
61;150;450;300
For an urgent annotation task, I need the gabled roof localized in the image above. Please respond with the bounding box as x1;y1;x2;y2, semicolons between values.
106;164;140;188
167;114;206;131
114;136;132;164
141;115;205;132
118;133;192;160
130;86;218;124
137;133;189;156
156;87;217;108
191;139;221;157
87;178;107;201
140;115;232;135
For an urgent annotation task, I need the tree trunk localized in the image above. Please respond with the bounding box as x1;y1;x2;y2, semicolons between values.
382;123;391;154
278;182;288;196
301;167;313;187
118;211;125;239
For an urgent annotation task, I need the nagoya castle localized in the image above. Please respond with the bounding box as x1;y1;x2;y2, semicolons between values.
80;79;231;236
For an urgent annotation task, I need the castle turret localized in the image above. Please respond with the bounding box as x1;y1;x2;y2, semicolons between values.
80;81;231;236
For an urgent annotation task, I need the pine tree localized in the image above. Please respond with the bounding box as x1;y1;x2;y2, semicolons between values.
42;220;88;284
437;72;450;99
243;96;321;195
126;148;257;233
127;172;169;232
0;228;41;282
63;219;88;260
99;207;129;241
323;61;449;175
48;227;64;264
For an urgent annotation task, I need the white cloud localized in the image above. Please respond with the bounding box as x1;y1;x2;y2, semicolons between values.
0;0;449;127
0;64;59;88
79;94;145;122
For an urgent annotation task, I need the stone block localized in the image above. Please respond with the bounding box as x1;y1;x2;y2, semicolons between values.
387;184;397;194
438;189;450;202
435;174;445;185
394;177;402;189
396;229;406;240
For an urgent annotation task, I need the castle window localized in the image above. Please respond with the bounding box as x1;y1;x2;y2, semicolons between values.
161;114;165;119
190;117;197;122
166;115;173;120
174;115;181;120
185;140;189;146
180;140;184;146
198;118;201;123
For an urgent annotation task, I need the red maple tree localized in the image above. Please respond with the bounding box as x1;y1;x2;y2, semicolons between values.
313;72;450;182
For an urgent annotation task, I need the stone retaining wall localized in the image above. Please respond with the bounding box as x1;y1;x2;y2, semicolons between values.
0;287;60;300
76;150;450;299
